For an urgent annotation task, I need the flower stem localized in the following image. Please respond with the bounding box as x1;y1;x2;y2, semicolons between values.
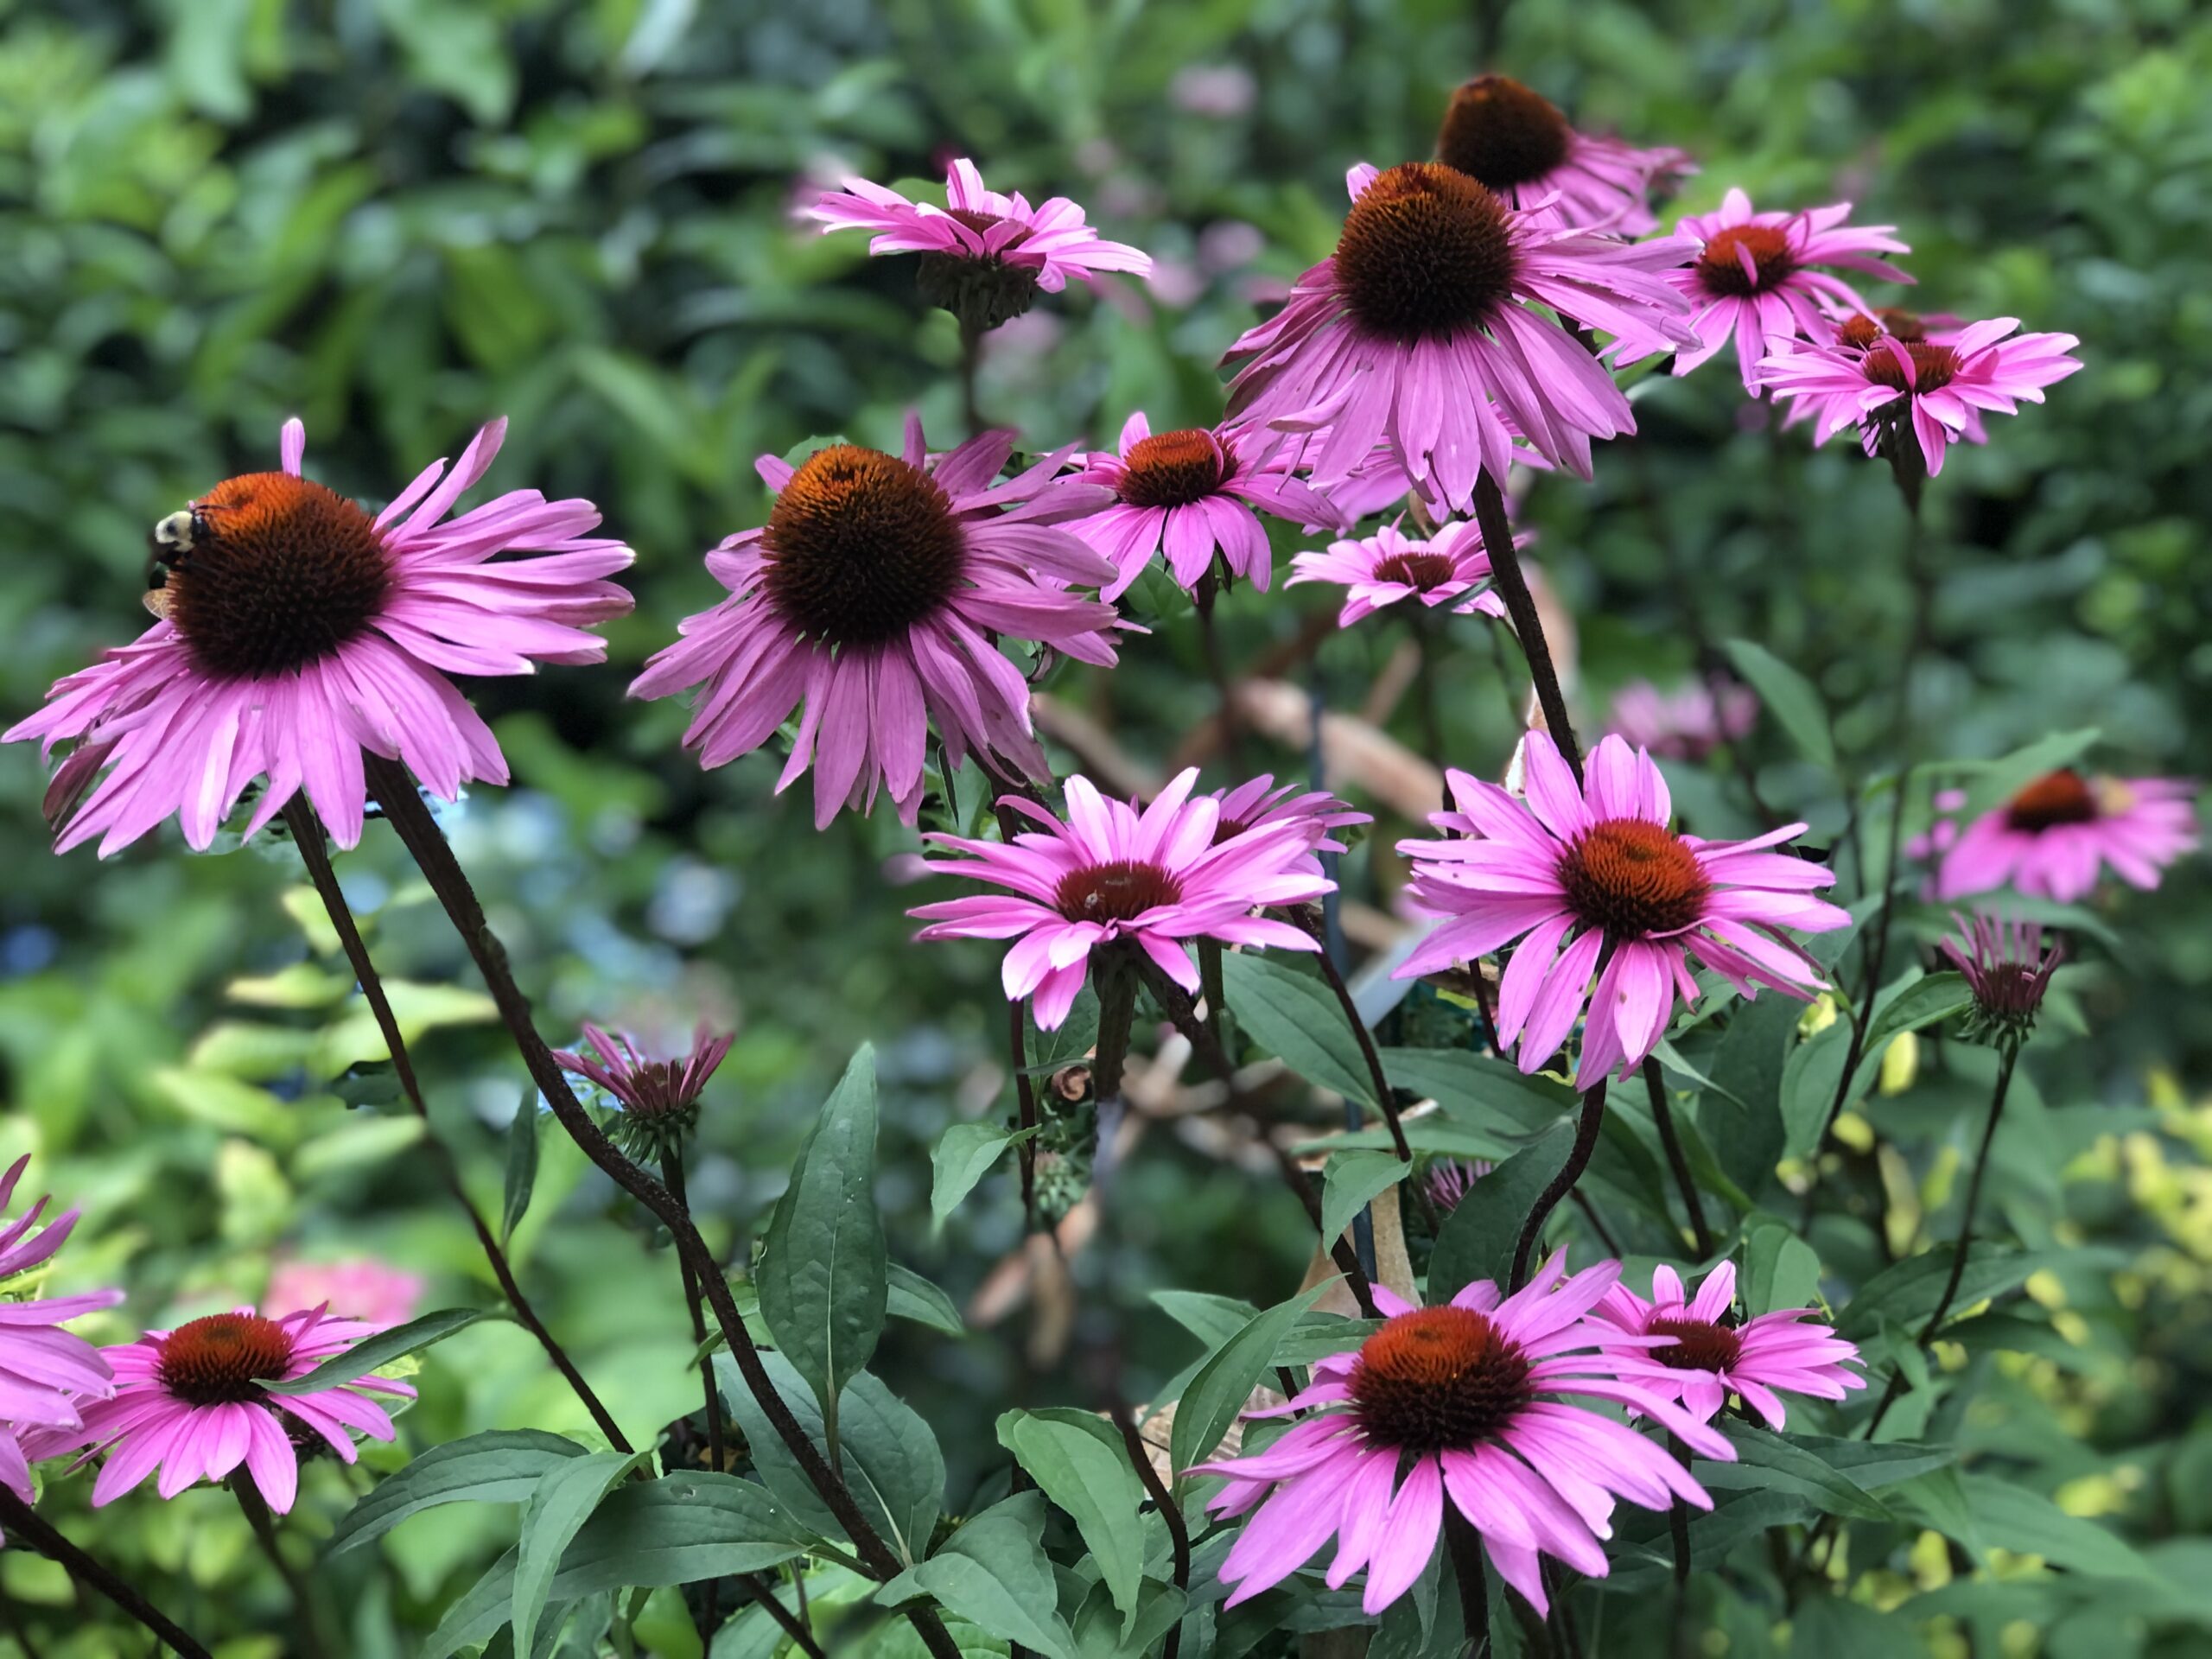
1007;998;1041;1235
1443;1504;1492;1656
1192;571;1246;771
1643;1058;1713;1257
658;1147;730;1640
1132;956;1381;1317
232;1479;329;1659
0;1490;213;1659
1412;611;1452;811
1509;1082;1609;1292
1080;950;1189;1659
1295;912;1411;1163
1821;491;1933;1147
1665;1432;1694;1657
1859;1042;2019;1439
281;796;632;1454
360;758;966;1659
1471;470;1580;779
957;318;986;440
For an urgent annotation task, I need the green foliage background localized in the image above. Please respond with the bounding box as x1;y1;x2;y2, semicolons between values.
0;0;2208;1653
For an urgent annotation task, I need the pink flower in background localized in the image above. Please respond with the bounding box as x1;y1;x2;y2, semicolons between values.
0;1159;122;1542
1758;318;2083;477
1425;1158;1494;1213
1288;518;1513;628
1434;75;1694;234
1398;732;1848;1085
6;419;633;855
911;769;1330;1028
632;419;1122;828
1224;162;1698;504
809;158;1151;321
1193;1257;1730;1616
1630;189;1911;392
1066;414;1338;600
265;1259;425;1332
1209;775;1369;861
1606;678;1758;761
1931;768;2196;903
26;1306;412;1515
1596;1261;1863;1428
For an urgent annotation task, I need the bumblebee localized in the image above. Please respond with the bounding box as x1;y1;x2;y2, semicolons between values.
143;505;210;620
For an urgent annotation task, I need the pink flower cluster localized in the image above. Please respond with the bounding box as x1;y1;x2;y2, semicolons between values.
1196;1257;1860;1616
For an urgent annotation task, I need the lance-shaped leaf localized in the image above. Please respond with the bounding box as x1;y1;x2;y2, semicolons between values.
262;1306;491;1395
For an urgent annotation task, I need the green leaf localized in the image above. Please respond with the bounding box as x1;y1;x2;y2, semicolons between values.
893;1493;1075;1659
1778;1020;1850;1162
1740;1213;1823;1316
1694;993;1800;1201
1837;1245;2077;1338
997;1408;1147;1636
930;1122;1034;1234
1218;952;1376;1107
757;1046;887;1445
1070;1575;1187;1659
513;1452;639;1657
719;1352;943;1566
1426;1128;1572;1303
1858;970;1973;1059
263;1306;489;1395
1724;638;1834;768
422;1474;810;1658
1319;1148;1410;1246
1700;1422;1893;1521
1789;1599;1911;1657
504;1091;541;1244
1026;986;1101;1073
887;1263;964;1337
1151;1291;1258;1351
1955;728;2100;823
1170;1283;1329;1477
328;1430;589;1556
1955;1471;2157;1580
1783;1433;1955;1491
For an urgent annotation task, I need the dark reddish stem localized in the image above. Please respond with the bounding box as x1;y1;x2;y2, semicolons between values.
0;1490;213;1658
1643;1057;1712;1257
361;758;964;1659
282;796;632;1454
1471;470;1580;779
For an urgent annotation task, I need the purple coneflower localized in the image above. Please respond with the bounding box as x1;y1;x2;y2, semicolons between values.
1941;914;2064;1047
1931;768;2196;904
1630;188;1912;392
1433;75;1693;234
1397;732;1848;1086
554;1023;734;1158
1758;317;2083;476
632;418;1122;828
1223;162;1697;505
1595;1261;1863;1428
1065;414;1338;600
1288;518;1511;629
1605;677;1758;762
1209;775;1368;865
26;1306;411;1516
809;158;1151;329
1192;1259;1730;1615
0;1160;122;1542
910;769;1331;1029
7;419;633;855
1425;1158;1494;1214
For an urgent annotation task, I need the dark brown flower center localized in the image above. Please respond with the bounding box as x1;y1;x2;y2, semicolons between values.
1840;310;1929;352
1557;817;1711;938
1862;340;1961;395
1119;430;1224;509
2005;769;2100;831
160;474;391;679
1335;162;1518;343
157;1313;296;1406
1373;550;1458;591
1435;75;1573;191
1694;225;1796;298
1648;1315;1742;1372
1351;1306;1534;1454
761;445;968;648
1052;858;1184;924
